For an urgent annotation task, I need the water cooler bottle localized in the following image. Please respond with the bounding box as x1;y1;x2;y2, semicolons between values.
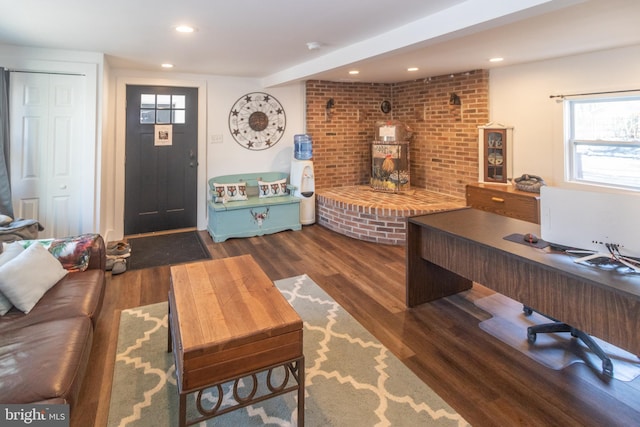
291;135;315;225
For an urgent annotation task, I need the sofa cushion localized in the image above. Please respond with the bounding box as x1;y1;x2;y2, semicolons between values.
0;316;93;407
0;242;24;265
0;269;105;332
258;178;288;198
0;243;68;313
209;194;300;212
0;242;25;315
211;182;248;203
18;233;100;272
0;291;11;316
48;234;99;272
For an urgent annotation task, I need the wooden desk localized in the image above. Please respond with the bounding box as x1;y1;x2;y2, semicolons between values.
168;255;304;426
406;208;640;356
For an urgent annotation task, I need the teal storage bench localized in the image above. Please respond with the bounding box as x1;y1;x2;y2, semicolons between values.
207;172;302;243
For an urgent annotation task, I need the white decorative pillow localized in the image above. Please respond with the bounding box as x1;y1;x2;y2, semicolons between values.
0;242;24;266
0;292;11;316
211;182;248;203
0;242;68;313
258;179;288;198
0;242;25;315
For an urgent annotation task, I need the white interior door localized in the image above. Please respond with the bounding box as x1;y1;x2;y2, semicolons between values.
10;72;85;238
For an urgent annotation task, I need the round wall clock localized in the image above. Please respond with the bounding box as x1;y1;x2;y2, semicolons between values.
228;92;286;150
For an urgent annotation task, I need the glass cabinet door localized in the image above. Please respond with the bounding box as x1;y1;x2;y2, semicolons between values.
483;128;507;183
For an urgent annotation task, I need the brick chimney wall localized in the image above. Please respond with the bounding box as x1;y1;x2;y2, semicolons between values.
305;70;489;198
305;80;391;189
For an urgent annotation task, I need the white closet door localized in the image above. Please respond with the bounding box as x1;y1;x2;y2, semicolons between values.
10;72;85;238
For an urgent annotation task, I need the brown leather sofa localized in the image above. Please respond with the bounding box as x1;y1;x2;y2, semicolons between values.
0;235;106;408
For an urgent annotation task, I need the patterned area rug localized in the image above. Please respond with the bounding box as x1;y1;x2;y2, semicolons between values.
107;275;468;426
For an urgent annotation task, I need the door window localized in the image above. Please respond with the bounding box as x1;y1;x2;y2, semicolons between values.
139;94;186;124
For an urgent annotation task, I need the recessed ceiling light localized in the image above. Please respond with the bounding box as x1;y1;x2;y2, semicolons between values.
349;70;359;75
407;67;419;72
161;63;174;69
306;41;322;50
175;25;195;33
489;57;504;63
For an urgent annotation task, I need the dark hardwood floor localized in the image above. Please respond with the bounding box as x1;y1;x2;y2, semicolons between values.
74;225;640;427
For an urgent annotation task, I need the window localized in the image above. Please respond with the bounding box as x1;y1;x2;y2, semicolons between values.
139;93;186;124
566;96;640;190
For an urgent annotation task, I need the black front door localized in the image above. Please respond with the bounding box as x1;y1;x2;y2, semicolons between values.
124;85;198;235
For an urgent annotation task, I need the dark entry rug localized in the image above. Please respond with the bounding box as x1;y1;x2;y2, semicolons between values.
127;231;211;271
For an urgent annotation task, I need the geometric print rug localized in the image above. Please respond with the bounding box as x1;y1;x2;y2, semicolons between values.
107;274;469;426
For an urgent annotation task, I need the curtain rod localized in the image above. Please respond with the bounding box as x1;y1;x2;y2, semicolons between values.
8;69;85;77
549;89;640;99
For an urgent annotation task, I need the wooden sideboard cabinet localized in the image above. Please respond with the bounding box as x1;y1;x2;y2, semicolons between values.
465;182;540;224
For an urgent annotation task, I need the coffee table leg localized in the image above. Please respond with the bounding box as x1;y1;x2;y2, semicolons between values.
167;296;173;353
179;392;187;427
298;357;305;427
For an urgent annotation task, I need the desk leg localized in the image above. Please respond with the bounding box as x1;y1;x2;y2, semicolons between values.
406;221;472;307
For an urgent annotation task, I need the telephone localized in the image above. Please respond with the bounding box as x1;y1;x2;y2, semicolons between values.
514;174;546;193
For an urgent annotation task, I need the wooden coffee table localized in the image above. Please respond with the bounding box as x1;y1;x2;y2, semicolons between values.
168;255;304;426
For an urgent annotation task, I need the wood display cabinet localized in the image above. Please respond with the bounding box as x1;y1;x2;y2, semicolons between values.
478;124;513;184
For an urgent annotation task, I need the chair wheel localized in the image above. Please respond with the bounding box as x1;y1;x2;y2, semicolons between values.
523;306;533;316
527;328;537;343
603;360;614;377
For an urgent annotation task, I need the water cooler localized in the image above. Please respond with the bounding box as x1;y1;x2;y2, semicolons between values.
290;134;315;225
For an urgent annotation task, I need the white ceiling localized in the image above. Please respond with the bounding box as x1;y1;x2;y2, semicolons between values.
1;0;639;86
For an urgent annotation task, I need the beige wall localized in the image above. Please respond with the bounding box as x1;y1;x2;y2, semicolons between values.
490;44;640;194
103;68;306;240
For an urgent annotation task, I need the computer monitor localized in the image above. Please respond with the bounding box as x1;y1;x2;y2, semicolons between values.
540;186;640;271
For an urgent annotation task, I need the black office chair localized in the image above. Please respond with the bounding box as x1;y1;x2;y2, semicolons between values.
523;305;613;376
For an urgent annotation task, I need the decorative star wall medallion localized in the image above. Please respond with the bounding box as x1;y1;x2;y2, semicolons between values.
228;92;286;150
